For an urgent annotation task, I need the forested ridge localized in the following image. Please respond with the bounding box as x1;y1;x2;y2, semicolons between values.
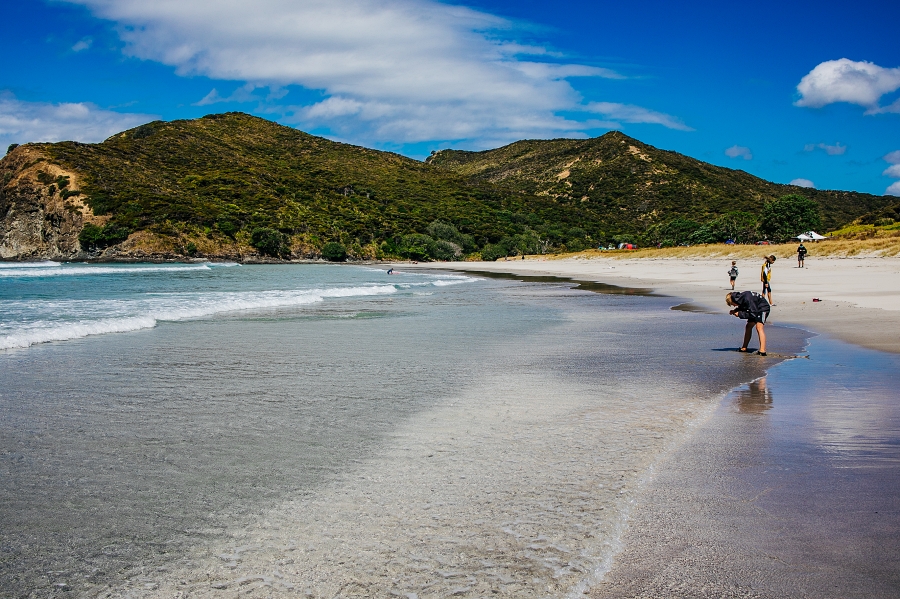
2;112;892;260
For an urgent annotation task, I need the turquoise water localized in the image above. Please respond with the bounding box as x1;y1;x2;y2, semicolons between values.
0;261;476;350
1;262;803;597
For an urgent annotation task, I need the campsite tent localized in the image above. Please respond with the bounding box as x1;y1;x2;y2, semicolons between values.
794;231;827;241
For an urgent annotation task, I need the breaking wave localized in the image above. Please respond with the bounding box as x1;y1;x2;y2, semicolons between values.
0;285;396;350
0;263;212;277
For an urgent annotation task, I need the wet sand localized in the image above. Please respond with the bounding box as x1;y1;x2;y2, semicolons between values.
589;337;900;599
402;259;900;597
405;256;900;354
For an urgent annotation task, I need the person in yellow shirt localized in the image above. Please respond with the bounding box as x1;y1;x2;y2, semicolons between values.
760;255;776;305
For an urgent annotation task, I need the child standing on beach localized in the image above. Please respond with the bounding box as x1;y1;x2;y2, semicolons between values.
727;261;738;290
761;255;775;305
797;243;807;268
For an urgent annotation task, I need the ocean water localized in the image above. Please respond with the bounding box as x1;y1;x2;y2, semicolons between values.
0;262;801;598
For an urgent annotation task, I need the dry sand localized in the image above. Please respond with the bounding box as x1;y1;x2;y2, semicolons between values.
403;254;900;354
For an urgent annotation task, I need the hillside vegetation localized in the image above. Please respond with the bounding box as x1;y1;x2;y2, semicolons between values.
428;133;891;243
1;113;893;261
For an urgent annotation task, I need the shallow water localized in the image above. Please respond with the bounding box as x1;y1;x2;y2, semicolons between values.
588;333;900;599
0;264;804;598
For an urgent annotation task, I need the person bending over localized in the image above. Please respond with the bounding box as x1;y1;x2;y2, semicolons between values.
726;291;770;356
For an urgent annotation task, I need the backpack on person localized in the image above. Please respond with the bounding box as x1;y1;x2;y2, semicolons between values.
747;292;770;322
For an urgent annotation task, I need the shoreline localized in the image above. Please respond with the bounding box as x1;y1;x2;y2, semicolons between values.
588;336;900;598
395;258;900;596
395;255;900;354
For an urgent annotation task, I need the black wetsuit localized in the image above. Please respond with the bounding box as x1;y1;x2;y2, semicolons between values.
729;291;770;324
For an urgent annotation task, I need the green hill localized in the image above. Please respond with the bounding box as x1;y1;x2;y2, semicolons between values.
0;113;893;261
427;132;889;235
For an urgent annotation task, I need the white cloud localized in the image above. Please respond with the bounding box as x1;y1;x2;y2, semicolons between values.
72;37;93;52
887;181;900;196
884;151;900;196
63;0;689;145
0;93;154;155
194;84;263;106
795;58;900;113
868;97;900;115
583;102;693;131
725;145;752;160
789;178;815;188
803;142;847;155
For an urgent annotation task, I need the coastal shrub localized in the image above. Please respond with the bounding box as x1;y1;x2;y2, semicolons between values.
708;211;758;244
185;242;198;256
759;195;821;243
7;143;18;154
646;218;702;247
130;123;157;139
216;217;239;237
480;243;507;261
426;220;476;254
321;241;348;262
510;230;542;255
857;202;900;226
427;220;459;242
566;239;587;252
398;234;434;261
250;227;288;257
78;222;131;250
431;239;462;261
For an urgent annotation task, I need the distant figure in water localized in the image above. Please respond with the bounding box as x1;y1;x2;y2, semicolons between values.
727;261;738;290
797;242;807;268
387;268;394;275
726;291;770;356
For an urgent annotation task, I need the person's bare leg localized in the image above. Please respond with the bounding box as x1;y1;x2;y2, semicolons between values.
741;321;754;351
756;322;766;353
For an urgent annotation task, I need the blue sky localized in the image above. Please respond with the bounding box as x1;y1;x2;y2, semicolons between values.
2;0;898;196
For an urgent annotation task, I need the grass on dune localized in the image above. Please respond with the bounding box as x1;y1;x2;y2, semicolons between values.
541;233;900;261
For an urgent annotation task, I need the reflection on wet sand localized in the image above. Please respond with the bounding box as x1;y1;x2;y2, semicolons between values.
735;377;773;414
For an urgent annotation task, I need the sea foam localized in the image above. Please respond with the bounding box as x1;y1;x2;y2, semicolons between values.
0;264;212;277
0;285;397;350
0;261;62;269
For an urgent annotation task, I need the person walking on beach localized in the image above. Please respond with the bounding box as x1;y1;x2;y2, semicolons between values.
726;291;770;355
727;261;738;290
760;255;775;305
797;242;807;268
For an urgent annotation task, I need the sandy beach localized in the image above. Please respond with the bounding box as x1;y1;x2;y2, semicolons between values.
399;253;900;598
2;259;896;597
403;254;900;354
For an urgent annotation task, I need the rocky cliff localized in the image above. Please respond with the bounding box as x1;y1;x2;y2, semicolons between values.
0;146;104;260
